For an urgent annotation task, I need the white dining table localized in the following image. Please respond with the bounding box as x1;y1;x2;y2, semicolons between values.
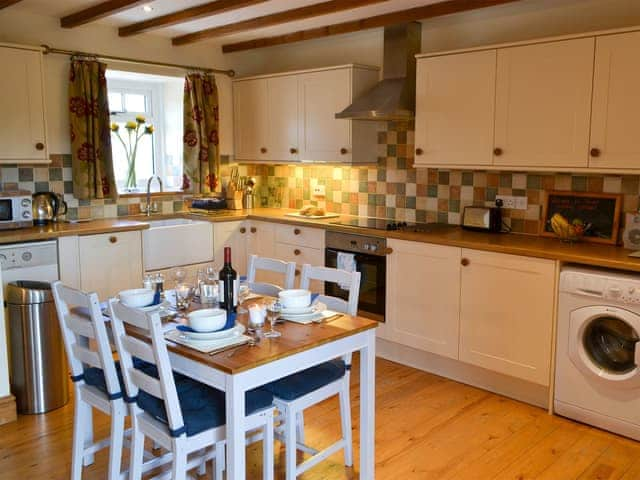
153;311;378;479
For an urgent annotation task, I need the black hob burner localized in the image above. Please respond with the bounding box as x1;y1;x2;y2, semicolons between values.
331;218;451;233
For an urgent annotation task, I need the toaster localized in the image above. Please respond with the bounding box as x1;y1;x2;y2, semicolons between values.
462;206;502;232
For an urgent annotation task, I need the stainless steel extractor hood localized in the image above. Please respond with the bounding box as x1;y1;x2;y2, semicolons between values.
336;22;422;121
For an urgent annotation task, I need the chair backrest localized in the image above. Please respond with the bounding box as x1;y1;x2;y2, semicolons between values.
247;254;297;296
108;299;184;435
299;265;361;316
51;281;121;398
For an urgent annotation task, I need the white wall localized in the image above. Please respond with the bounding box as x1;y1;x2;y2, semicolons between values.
0;9;234;155
227;0;640;76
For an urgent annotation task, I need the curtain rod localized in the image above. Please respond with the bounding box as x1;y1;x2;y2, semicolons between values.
40;44;235;77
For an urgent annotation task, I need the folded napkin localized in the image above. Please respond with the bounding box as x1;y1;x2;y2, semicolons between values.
283;309;340;325
337;252;356;290
165;328;250;354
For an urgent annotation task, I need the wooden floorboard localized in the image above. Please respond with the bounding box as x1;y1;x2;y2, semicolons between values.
0;357;639;479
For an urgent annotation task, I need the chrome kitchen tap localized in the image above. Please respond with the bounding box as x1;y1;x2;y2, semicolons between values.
145;175;163;216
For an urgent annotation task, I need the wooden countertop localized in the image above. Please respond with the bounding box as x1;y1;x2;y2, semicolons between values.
2;207;640;272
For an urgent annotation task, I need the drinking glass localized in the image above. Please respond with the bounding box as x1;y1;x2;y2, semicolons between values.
237;280;251;314
173;268;186;287
175;283;194;311
263;301;282;338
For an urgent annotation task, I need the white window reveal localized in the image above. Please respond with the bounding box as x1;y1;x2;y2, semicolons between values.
106;70;184;193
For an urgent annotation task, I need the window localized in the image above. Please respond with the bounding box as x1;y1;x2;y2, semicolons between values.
106;70;184;193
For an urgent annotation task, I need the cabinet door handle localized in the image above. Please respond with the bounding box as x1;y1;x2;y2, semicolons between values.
461;258;470;266
35;142;45;151
590;148;601;158
260;147;267;154
294;249;301;256
250;227;257;233
109;236;118;244
493;147;503;156
415;148;424;156
340;148;348;155
290;148;298;154
293;228;301;235
383;247;393;255
239;227;246;234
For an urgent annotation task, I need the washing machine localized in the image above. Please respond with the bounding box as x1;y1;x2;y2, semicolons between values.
555;266;640;441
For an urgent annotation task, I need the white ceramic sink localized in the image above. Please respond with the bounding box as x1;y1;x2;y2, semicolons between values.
142;218;213;271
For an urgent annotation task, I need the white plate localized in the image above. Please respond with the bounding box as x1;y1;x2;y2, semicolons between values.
177;324;245;341
281;302;326;316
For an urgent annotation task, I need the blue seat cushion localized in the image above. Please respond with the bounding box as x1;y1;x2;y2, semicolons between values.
263;359;346;401
83;358;185;401
137;383;273;437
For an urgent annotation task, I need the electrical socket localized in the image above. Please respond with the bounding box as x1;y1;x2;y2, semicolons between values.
312;185;326;197
495;195;528;210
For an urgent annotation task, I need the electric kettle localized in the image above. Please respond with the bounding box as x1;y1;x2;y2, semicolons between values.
32;192;67;225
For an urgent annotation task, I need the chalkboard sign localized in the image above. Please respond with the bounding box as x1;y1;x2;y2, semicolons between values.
541;191;622;244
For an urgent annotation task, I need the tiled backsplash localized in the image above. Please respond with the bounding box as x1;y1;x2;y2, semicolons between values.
3;121;640;237
0;154;188;220
236;121;640;235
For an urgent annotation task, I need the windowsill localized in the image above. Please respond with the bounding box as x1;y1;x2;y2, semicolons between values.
118;189;188;199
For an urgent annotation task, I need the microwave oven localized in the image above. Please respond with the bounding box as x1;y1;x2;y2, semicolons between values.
0;191;33;230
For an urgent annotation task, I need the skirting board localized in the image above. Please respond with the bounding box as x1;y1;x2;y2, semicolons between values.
0;394;17;425
377;338;549;409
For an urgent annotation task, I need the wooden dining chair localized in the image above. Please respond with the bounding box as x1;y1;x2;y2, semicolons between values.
246;254;297;297
265;264;361;479
109;299;277;480
51;281;128;480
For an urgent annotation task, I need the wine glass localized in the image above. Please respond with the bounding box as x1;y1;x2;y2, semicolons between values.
175;283;194;311
237;280;251;314
263;301;282;338
173;268;186;287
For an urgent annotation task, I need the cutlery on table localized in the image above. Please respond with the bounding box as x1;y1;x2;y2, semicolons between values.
313;314;343;324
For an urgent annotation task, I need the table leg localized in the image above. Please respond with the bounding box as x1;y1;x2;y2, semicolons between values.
360;330;376;479
226;375;246;479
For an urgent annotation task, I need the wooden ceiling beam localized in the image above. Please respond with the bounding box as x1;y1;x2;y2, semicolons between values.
60;0;147;28
119;0;267;37
0;0;23;10
222;0;523;53
172;0;390;46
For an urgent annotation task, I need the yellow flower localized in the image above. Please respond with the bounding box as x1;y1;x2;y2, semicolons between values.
135;115;146;124
144;125;154;135
124;121;137;130
110;122;119;132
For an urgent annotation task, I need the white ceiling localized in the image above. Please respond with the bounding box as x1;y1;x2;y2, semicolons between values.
11;0;444;45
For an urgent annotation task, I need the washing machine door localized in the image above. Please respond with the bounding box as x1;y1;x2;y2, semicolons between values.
569;306;640;388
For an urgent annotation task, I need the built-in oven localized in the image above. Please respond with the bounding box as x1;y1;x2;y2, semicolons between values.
325;230;388;322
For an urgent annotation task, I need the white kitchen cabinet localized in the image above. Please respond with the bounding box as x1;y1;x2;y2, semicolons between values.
78;231;143;300
213;221;248;276
590;31;640;170
385;239;461;359
458;249;555;386
414;50;497;167
493;38;594;168
0;44;48;164
233;65;379;164
233;79;268;161
273;224;324;292
246;220;281;285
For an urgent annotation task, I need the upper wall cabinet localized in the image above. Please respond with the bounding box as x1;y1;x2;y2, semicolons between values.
0;44;48;164
589;31;640;170
415;50;496;167
493;38;594;169
415;38;594;171
233;65;379;164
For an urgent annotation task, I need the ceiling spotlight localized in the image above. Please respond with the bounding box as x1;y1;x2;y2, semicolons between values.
142;4;153;13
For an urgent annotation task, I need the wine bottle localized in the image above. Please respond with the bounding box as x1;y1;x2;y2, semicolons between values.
219;247;238;312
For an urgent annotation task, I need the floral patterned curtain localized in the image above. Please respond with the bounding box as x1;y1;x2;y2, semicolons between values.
68;60;117;200
182;73;220;194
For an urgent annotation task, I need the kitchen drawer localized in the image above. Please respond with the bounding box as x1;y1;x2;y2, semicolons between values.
275;243;324;266
275;224;324;249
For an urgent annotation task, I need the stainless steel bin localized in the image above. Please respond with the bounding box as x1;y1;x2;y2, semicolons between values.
7;281;68;414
